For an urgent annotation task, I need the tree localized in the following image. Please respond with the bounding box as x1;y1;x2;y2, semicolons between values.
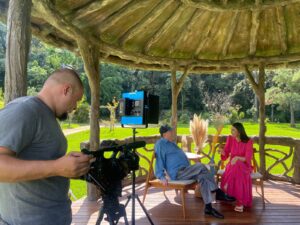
266;69;300;127
0;24;6;89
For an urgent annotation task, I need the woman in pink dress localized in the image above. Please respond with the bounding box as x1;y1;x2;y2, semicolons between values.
220;122;253;212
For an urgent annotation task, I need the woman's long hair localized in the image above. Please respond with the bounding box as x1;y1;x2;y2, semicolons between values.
232;122;249;143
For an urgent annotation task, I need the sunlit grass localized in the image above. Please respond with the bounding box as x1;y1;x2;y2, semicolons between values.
67;122;300;200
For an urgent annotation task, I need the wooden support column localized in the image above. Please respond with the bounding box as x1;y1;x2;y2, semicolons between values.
33;0;102;200
77;39;100;201
170;66;190;139
5;0;32;104
244;64;267;177
293;141;300;184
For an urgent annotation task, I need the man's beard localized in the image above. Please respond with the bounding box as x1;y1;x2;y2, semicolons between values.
58;112;68;121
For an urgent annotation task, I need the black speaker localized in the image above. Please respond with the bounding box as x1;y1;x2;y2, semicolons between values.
145;93;159;124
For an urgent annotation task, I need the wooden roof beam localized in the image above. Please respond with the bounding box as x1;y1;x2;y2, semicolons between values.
28;1;300;72
168;8;199;56
221;11;239;58
31;24;76;53
249;9;261;56
144;3;185;54
181;0;300;11
194;14;218;58
98;0;149;33
119;0;173;47
276;6;288;55
66;1;120;20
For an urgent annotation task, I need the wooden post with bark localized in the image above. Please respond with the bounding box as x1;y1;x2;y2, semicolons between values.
31;0;102;200
5;0;32;104
77;39;100;201
293;141;300;184
170;66;190;139
244;64;267;177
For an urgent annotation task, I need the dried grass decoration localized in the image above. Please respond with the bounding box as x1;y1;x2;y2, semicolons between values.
189;114;208;154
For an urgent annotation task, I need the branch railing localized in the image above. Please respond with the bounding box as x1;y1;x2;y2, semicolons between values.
81;135;300;185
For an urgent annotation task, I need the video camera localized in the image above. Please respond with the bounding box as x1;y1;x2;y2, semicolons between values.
81;141;145;224
81;141;145;196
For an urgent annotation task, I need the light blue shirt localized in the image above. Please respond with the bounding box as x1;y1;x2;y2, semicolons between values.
154;138;190;180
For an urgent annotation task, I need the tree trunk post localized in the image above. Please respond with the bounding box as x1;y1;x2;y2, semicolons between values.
171;68;178;138
292;141;300;184
290;104;295;128
77;39;100;201
271;104;274;122
170;66;190;140
244;64;267;178
5;0;32;104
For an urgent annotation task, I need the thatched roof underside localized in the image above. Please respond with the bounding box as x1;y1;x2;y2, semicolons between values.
2;0;300;73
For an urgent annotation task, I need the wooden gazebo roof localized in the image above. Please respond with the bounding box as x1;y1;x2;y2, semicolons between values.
2;0;300;73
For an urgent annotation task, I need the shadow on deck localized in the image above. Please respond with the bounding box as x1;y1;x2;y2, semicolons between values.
71;180;300;225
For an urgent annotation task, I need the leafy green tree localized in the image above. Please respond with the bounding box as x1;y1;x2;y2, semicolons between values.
0;23;6;89
266;69;300;127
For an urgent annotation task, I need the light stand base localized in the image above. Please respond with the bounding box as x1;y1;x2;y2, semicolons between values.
124;193;155;225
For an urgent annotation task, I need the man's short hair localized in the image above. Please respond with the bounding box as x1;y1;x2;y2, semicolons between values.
159;124;173;136
47;68;83;90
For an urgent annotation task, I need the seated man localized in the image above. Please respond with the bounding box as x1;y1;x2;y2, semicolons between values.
155;125;235;219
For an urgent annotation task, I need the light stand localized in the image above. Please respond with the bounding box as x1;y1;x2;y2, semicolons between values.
123;128;155;225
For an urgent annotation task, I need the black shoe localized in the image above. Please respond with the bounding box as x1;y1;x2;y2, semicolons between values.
216;193;236;202
204;207;224;219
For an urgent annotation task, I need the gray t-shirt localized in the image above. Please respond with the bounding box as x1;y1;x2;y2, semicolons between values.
0;96;71;225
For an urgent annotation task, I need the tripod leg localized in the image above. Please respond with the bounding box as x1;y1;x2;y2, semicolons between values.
124;195;131;207
136;195;155;225
108;216;116;225
96;208;105;225
123;207;129;225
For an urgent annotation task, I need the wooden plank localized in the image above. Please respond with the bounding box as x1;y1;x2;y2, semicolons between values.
71;180;300;225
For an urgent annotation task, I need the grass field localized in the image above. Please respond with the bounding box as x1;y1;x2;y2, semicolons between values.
67;122;300;200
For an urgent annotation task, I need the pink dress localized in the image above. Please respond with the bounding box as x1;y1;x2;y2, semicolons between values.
220;135;253;207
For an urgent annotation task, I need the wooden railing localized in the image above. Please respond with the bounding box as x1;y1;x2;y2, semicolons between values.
81;135;300;185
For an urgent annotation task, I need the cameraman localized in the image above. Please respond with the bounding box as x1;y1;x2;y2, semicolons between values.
0;69;91;225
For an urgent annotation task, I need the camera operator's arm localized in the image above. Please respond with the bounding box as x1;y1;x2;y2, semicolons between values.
0;147;91;182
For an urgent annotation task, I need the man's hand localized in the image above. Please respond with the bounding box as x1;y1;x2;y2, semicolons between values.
54;152;92;178
160;178;168;186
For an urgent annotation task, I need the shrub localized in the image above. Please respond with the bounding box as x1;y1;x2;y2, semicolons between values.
228;105;245;124
179;112;190;124
72;103;90;123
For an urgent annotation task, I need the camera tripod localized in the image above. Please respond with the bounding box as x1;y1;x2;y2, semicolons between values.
95;128;154;225
123;128;154;225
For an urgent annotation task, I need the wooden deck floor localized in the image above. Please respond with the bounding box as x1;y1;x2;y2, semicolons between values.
71;180;300;225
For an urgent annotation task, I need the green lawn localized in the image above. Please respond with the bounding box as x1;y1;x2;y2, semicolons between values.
67;122;300;200
59;122;81;129
0;100;4;109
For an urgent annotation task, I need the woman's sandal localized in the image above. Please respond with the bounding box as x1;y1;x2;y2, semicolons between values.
234;205;244;212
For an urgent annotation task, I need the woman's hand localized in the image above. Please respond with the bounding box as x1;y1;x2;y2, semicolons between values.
219;145;226;156
230;156;239;165
231;156;246;165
